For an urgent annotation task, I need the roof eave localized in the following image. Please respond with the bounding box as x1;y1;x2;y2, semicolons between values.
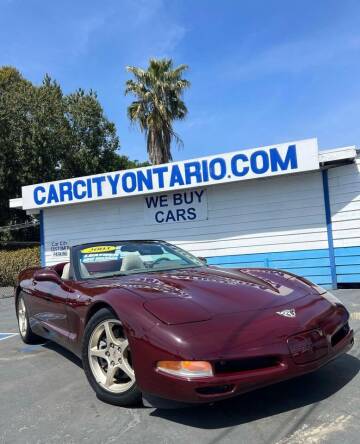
319;146;357;168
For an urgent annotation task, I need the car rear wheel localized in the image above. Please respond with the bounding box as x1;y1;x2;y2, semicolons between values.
82;308;141;406
17;294;42;344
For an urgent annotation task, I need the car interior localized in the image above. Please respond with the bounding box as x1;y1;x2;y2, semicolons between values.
53;244;168;280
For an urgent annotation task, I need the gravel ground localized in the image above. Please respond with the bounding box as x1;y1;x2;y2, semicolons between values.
0;287;14;299
0;290;359;444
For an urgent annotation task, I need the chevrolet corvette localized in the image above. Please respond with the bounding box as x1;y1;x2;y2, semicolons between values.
15;240;354;407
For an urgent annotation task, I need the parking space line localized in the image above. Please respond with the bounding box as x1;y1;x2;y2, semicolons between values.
0;333;19;341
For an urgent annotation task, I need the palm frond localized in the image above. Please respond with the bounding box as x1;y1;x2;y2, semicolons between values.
125;58;189;164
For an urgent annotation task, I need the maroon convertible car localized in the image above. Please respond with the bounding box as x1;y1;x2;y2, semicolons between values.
15;240;354;407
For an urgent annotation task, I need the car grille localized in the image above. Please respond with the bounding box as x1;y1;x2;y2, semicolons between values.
196;384;235;395
214;356;280;375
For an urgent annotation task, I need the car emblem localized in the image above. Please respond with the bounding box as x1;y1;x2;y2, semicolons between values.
276;309;296;318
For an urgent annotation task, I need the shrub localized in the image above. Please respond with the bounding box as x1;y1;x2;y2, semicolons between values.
0;247;40;287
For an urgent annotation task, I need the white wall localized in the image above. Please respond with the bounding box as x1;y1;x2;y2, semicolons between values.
329;158;360;248
43;170;328;266
327;158;360;284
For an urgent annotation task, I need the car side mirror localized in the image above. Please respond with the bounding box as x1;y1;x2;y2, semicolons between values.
198;257;207;264
34;269;63;285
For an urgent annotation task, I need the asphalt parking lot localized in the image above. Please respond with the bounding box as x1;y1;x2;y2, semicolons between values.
0;291;359;444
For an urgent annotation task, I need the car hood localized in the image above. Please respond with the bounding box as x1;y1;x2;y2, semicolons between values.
81;266;316;322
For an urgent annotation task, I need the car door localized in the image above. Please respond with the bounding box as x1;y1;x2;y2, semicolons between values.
30;275;73;347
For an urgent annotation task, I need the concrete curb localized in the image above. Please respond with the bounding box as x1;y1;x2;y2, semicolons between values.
0;288;14;300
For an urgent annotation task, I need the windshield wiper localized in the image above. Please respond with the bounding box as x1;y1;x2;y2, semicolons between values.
89;272;128;280
133;265;203;274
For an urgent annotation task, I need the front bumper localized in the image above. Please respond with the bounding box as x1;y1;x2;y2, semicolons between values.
133;300;354;404
145;325;354;404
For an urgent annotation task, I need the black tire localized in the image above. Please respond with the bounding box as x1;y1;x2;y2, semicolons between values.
16;293;43;344
82;308;142;407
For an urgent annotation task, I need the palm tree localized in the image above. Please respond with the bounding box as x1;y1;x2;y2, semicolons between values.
125;58;190;164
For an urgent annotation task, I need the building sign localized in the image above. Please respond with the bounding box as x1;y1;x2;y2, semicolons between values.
144;189;208;224
21;138;319;211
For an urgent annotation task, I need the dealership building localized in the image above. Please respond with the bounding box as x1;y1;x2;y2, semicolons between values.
9;138;360;289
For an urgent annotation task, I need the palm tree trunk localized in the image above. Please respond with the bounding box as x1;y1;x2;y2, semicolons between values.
147;128;172;164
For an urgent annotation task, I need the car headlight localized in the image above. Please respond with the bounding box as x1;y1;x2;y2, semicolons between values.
156;361;213;378
314;285;342;305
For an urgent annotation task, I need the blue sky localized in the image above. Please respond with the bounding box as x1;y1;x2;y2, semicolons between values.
1;0;360;162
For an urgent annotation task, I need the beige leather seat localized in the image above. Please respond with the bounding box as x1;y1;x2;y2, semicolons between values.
62;262;90;279
61;263;70;280
80;262;91;278
121;254;144;272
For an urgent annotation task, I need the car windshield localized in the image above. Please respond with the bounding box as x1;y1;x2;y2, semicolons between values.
74;241;205;279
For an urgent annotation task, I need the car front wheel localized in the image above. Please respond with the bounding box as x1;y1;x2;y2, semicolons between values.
82;308;141;406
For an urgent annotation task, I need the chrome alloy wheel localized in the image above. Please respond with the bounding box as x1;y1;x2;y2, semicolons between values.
88;319;135;393
18;298;28;337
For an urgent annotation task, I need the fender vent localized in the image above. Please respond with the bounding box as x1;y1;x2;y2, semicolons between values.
331;323;350;347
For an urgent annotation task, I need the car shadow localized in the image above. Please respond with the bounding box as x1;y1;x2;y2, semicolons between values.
150;353;360;429
42;341;83;369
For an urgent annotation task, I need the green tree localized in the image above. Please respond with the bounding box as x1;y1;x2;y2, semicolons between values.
0;66;146;242
125;58;190;164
